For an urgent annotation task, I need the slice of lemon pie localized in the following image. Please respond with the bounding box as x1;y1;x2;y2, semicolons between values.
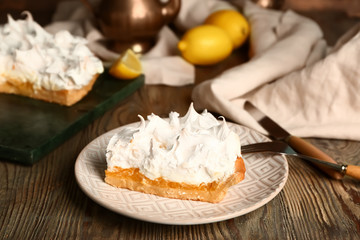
0;12;103;106
105;104;246;203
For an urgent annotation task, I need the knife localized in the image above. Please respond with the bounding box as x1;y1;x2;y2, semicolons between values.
244;101;344;179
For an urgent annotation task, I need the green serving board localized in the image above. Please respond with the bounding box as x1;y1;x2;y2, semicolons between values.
0;71;144;165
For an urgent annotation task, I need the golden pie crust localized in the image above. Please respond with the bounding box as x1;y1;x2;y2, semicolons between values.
0;74;99;106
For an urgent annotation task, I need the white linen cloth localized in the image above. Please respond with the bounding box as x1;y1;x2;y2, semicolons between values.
192;1;360;141
44;0;360;140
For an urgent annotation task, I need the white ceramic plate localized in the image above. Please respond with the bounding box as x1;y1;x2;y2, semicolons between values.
75;122;288;225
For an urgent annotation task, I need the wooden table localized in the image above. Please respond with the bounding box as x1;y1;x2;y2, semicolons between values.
1;1;360;239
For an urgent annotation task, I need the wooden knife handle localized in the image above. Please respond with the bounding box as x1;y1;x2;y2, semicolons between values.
346;165;360;180
287;136;344;180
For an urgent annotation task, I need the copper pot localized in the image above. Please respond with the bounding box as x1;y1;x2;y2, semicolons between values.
81;0;181;54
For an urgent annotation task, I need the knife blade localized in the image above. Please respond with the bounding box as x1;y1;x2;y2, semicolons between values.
244;101;344;179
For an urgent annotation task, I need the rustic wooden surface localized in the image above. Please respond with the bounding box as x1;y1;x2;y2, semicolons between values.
1;0;360;239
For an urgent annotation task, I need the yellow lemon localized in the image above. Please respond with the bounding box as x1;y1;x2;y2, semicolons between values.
204;10;250;49
109;49;142;80
178;25;233;65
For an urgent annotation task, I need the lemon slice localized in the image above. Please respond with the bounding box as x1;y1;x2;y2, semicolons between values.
109;49;142;80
